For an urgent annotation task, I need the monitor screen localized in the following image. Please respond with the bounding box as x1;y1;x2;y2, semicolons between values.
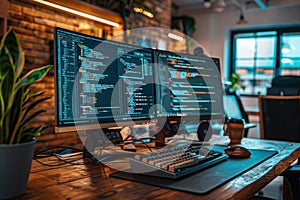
54;28;155;128
153;50;224;120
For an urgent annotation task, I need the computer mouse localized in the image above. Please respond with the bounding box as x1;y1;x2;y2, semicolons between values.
224;146;251;159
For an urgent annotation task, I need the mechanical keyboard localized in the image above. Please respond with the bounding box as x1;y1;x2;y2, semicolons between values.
130;143;228;179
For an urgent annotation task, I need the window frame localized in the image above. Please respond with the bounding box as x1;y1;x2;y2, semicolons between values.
229;25;300;96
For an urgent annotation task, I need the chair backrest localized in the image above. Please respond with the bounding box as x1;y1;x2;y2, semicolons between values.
258;95;300;142
223;95;244;120
267;75;300;95
223;90;250;137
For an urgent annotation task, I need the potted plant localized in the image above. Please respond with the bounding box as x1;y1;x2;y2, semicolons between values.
0;28;52;199
227;72;246;93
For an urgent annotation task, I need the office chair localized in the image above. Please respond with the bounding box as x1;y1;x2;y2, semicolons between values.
258;95;300;142
223;89;256;137
267;75;300;96
258;94;300;199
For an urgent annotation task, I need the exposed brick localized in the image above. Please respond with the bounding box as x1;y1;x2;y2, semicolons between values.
42;76;55;84
22;6;45;18
21;41;35;50
8;2;22;14
7;17;20;26
7;0;171;149
21;34;44;44
20;20;48;32
32;44;51;52
25;56;49;66
34;142;48;151
34;18;58;29
8;12;24;20
44;138;68;147
37;133;57;142
55;22;78;31
33;30;53;40
56;132;78;140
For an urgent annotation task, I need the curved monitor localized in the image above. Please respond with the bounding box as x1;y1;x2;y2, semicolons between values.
54;28;156;132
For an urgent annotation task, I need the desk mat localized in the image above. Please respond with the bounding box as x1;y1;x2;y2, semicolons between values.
110;146;277;194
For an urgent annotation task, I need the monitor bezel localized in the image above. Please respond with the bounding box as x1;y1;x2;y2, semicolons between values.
153;49;225;121
54;27;156;131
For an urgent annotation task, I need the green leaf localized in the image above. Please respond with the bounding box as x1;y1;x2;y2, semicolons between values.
22;126;49;136
22;90;45;109
20;65;52;86
7;86;24;144
22;88;32;103
0;28;24;78
21;109;46;129
1;109;12;143
9;88;23;126
0;73;7;117
23;96;50;120
20;126;49;143
0;47;15;108
0;29;52;144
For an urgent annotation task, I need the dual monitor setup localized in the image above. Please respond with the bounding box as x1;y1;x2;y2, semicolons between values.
54;27;225;146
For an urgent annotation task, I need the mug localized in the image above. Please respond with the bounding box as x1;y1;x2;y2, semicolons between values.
223;118;245;145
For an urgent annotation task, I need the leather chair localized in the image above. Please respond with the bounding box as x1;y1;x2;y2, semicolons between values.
258;94;300;199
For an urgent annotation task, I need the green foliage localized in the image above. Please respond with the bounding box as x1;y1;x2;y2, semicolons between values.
230;73;246;91
108;0;144;8
108;0;151;13
0;29;53;144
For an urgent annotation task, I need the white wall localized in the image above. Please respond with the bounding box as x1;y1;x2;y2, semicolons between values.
187;6;300;79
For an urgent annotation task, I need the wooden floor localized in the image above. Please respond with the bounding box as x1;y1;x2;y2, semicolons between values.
18;136;300;200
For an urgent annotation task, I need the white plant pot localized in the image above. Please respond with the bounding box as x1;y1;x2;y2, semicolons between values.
0;139;35;199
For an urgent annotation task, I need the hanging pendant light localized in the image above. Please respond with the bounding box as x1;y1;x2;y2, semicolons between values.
203;0;212;8
236;9;248;26
214;0;226;12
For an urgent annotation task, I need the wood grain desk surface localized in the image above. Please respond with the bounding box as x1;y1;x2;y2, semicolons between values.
20;136;300;200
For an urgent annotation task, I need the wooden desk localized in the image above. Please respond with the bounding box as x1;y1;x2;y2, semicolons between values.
20;136;300;200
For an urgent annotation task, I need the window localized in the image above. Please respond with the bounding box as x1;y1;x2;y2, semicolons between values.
280;33;300;76
230;26;300;95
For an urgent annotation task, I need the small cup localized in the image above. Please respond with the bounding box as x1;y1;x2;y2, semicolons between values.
223;118;245;145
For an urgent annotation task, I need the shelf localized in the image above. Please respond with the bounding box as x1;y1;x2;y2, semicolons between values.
32;0;122;27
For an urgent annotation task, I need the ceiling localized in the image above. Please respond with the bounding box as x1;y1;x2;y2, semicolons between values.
172;0;300;13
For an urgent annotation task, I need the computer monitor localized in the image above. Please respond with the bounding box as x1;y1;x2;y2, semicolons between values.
153;50;224;121
54;28;156;132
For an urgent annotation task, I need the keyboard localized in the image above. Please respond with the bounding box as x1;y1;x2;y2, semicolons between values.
129;143;228;179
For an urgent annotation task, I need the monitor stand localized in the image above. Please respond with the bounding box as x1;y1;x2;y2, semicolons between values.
82;127;124;161
155;120;212;147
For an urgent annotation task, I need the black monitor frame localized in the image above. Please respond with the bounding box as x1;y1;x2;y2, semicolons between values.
54;28;225;134
54;27;156;132
153;49;225;122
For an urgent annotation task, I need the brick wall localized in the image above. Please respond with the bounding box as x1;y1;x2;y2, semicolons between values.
7;0;172;151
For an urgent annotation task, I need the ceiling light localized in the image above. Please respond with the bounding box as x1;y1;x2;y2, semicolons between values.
203;0;212;8
33;0;120;27
214;0;226;12
236;10;248;26
215;0;226;7
168;33;183;41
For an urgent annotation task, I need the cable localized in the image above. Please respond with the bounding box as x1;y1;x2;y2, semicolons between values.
34;145;87;157
33;145;95;166
126;138;153;152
